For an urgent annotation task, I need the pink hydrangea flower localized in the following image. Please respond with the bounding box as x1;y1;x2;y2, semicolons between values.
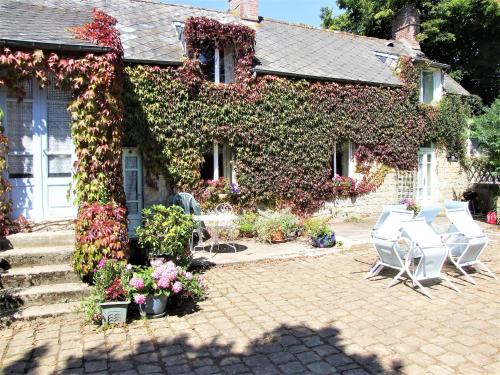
184;272;193;281
172;281;182;294
157;277;170;289
126;264;133;271
134;294;146;305
130;276;145;290
150;258;164;268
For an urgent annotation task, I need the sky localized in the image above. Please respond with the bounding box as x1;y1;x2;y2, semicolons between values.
161;0;340;27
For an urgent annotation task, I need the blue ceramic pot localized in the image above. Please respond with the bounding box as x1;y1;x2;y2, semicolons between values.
140;295;168;318
311;232;336;248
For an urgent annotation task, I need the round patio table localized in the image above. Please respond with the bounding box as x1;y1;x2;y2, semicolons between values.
193;213;239;254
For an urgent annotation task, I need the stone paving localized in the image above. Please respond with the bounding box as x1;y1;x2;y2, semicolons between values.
1;235;499;375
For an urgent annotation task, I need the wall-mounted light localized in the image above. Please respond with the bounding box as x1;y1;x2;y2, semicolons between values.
447;154;458;162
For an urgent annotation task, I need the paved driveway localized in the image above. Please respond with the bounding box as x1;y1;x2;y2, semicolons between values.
1;238;499;375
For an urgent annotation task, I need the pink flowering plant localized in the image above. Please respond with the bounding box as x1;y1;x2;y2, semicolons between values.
129;259;206;305
195;177;240;211
80;258;134;324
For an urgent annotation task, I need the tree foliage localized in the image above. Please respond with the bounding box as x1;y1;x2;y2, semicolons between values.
472;98;500;174
320;0;500;103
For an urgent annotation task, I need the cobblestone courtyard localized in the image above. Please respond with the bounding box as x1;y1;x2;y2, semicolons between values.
1;238;499;375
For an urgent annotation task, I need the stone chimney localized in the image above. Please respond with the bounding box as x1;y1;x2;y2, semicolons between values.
228;0;259;21
391;5;421;50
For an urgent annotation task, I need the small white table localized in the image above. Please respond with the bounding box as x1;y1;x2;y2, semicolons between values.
193;213;239;254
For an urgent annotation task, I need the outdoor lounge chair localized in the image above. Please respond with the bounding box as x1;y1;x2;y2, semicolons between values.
365;209;414;280
415;203;441;227
371;204;407;234
400;219;461;298
445;208;497;284
444;200;470;215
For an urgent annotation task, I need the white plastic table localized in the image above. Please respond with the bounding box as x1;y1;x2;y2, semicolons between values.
193;213;239;254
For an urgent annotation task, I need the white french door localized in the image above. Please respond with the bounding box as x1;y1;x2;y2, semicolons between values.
122;148;143;237
0;79;76;220
416;147;435;203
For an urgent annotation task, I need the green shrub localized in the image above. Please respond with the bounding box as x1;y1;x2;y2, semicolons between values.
136;205;196;267
303;216;331;238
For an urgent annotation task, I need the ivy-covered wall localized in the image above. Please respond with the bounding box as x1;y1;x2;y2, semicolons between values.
123;41;473;214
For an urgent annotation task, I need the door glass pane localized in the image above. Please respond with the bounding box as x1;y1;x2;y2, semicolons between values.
125;156;137;169
7;101;33;152
48;155;72;177
47;102;72;152
126;202;139;215
8;155;33;178
426;157;432;195
125;170;138;201
7;80;33;100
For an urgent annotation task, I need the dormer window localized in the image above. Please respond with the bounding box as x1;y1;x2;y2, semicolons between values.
420;69;443;105
198;42;235;84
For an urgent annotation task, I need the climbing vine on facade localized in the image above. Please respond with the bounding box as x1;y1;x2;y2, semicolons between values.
0;10;128;278
124;18;471;213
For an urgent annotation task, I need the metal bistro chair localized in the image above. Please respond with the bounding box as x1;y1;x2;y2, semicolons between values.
213;203;237;253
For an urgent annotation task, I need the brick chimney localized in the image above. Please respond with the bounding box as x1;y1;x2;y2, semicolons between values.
228;0;259;21
391;5;421;50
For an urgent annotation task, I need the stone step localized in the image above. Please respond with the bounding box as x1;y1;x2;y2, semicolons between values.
0;230;74;250
2;283;90;308
1;264;80;288
0;302;80;325
0;245;73;268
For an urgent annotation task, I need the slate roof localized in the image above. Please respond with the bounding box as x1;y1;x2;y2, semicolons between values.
0;0;468;92
0;1;101;51
444;73;470;96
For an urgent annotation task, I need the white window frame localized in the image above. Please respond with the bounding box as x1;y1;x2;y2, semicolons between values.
210;142;235;182
333;141;355;177
213;46;235;85
420;69;443;105
416;144;436;203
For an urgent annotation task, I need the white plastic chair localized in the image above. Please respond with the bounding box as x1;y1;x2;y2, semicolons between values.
213;203;237;253
365;209;414;280
372;204;407;234
445;208;497;284
415;203;441;228
401;219;461;298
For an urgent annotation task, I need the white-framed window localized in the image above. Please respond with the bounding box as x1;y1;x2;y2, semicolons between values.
331;141;355;177
173;21;186;54
201;142;236;183
198;43;235;84
420;69;443;105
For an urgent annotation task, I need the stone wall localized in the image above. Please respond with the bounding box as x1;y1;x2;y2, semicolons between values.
324;149;472;219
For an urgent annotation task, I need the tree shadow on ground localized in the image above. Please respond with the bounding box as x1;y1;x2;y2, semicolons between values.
3;323;404;374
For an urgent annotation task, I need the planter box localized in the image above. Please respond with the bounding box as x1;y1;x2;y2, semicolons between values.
100;301;130;324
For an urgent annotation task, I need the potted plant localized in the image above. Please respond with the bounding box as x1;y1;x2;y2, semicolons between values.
304;216;336;248
254;210;301;243
80;259;132;325
100;277;131;324
136;205;196;268
400;198;421;215
238;212;257;238
129;259;207;318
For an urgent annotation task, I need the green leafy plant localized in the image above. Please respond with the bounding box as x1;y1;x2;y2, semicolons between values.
471;98;500;175
238;211;257;238
136;205;196;267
